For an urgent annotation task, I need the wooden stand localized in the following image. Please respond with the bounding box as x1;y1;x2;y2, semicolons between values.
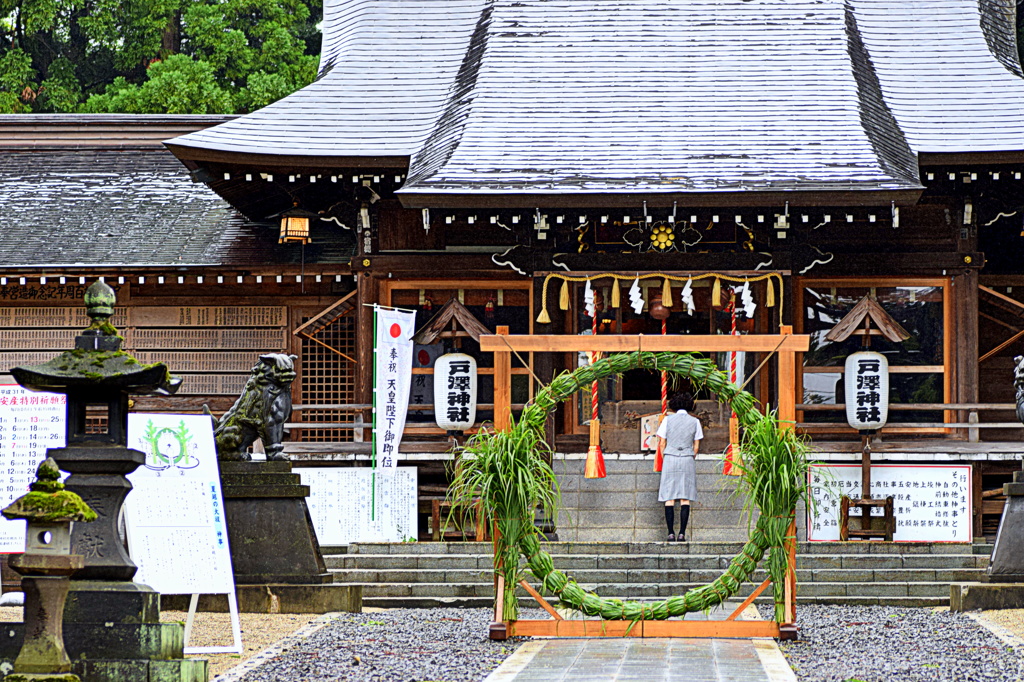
839;434;895;541
490;520;799;641
479;331;809;642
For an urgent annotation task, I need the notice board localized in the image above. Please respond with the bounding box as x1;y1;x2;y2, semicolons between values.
124;414;235;595
0;385;66;552
808;464;972;542
298;467;418;545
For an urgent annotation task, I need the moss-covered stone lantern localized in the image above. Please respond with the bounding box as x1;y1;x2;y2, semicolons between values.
10;280;180;581
2;457;95;682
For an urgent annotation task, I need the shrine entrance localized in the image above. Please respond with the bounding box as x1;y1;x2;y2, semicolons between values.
476;328;812;640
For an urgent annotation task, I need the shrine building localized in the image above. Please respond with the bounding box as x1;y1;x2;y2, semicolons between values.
3;0;1024;542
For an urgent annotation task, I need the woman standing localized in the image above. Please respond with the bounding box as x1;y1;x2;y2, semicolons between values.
657;392;703;541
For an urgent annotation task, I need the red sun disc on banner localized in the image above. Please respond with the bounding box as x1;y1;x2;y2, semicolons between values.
418;350;430;366
389;323;402;338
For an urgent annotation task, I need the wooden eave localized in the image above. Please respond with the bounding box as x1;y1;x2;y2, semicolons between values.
397;188;924;210
164;143;410;170
824;295;911;343
918;151;1024;166
413;298;492;345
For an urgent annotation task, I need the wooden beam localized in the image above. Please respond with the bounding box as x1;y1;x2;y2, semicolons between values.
979;327;1024;364
518;580;562;621
980;285;1024;312
506;619;782;639
479;334;809;353
726;577;772;621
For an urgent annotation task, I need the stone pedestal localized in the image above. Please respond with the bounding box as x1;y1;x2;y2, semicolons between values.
219;461;331;585
985;470;1024;582
49;446;144;582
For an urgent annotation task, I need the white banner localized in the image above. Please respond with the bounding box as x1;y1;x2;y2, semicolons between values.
808;464;972;542
374;307;416;469
0;385;66;552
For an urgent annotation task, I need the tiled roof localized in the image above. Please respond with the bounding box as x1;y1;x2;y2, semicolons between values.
167;0;489;159
167;0;1024;200
0;149;354;268
400;0;921;202
851;0;1024;154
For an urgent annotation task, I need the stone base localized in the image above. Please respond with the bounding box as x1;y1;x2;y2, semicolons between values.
74;659;206;682
950;582;1024;611
0;582;209;681
64;581;159;625
4;674;79;682
161;583;361;614
219;462;331;585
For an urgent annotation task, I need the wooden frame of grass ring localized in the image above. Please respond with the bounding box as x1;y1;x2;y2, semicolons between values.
479;327;810;641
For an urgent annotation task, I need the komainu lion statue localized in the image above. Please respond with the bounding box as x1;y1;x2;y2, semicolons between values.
206;353;298;461
1015;355;1024;425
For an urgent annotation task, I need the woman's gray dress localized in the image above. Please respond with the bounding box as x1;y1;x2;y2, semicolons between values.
657;411;702;502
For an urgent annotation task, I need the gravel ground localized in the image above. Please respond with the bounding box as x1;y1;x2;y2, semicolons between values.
159;610;318;679
763;604;1024;682
235;608;541;682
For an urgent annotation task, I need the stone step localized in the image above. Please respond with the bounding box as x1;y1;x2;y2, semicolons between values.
326;552;988;571
352;580;960;599
361;595;948;609
329;567;985;585
342;541;983;556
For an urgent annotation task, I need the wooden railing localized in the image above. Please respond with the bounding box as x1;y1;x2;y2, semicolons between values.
797;403;1022;443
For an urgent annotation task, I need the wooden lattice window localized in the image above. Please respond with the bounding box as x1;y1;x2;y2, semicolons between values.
295;294;358;443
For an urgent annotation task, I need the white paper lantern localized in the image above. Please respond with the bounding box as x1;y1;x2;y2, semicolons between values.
434;353;478;430
844;351;889;431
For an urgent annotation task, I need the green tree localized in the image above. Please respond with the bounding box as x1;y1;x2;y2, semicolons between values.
0;0;321;114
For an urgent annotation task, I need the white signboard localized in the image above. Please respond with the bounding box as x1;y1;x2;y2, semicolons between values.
374;307;416;469
0;385;66;552
124;413;240;654
299;467;417;545
434;353;477;431
808;464;972;542
845;351;889;430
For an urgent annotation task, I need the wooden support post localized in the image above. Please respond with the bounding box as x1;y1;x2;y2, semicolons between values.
494;326;512;432
861;434;872;499
778;325;796;429
784;519;797;625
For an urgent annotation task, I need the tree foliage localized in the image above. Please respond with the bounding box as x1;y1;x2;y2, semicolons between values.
0;0;321;113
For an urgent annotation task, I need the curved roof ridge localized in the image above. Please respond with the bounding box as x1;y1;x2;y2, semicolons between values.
851;0;1024;153
400;0;921;202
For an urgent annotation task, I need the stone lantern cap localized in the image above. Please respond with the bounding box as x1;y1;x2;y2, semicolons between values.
1;457;96;524
10;281;181;396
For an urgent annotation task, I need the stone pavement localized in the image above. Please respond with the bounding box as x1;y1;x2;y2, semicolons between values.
484;638;791;682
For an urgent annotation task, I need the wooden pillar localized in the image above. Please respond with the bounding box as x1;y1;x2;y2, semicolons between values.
954;269;979;437
356;272;377;409
777;324;796;428
494;326;512;431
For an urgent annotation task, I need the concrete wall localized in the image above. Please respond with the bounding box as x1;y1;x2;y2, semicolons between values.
553;455;807;542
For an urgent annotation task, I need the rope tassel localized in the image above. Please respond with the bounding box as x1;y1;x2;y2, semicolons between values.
766;277;776;308
662;278;673;308
559;280;570;310
611;278;621;308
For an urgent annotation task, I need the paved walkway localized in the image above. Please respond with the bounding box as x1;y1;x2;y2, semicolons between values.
485;638;792;682
485;605;796;682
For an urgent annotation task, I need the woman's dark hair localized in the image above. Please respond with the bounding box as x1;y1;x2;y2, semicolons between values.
669;392;695;413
